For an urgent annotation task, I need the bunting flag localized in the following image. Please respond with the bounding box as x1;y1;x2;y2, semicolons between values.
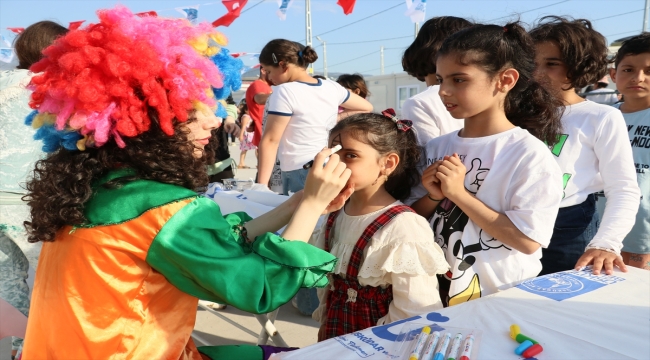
7;27;24;34
0;35;14;63
212;0;248;27
232;52;260;74
404;0;427;23
240;63;260;75
1;34;11;47
337;0;356;15
135;11;158;17
176;5;200;24
68;21;85;30
276;0;294;20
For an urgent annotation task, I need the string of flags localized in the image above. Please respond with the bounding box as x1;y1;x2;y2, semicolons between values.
2;0;427;64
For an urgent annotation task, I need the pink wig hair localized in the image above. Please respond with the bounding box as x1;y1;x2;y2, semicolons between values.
29;5;224;147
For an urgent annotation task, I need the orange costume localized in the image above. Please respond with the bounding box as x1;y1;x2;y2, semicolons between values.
23;170;335;359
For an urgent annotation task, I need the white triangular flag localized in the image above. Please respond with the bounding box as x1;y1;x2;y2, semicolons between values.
176;5;200;24
405;0;427;23
276;0;294;20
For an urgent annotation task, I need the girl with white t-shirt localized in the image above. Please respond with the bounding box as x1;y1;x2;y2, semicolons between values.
410;22;564;307
401;16;473;146
256;39;372;195
530;16;640;276
312;111;449;340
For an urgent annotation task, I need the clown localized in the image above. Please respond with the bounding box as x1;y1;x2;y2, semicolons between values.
21;6;353;360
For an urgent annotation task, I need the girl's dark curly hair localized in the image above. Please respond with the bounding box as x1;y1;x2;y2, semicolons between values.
329;112;422;201
23;109;208;243
529;16;609;89
438;21;564;145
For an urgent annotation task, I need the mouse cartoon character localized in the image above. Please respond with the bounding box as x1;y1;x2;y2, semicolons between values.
430;156;503;305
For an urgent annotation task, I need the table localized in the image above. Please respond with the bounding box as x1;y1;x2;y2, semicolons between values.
273;267;650;359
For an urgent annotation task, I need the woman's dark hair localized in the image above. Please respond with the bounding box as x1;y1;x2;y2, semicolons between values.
330;113;421;201
336;74;370;99
437;22;563;145
24;109;208;243
529;16;609;89
614;32;650;67
14;21;68;70
259;39;318;69
402;16;474;81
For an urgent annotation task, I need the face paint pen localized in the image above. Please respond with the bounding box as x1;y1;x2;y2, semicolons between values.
303;144;343;169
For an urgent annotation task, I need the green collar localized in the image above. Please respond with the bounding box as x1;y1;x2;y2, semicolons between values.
80;169;198;227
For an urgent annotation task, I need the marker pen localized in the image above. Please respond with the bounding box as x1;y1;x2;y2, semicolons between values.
459;334;474;360
433;333;451;360
409;326;431;360
421;331;441;360
303;144;343;169
446;333;463;360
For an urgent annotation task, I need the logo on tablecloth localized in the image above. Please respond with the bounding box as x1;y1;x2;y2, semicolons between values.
517;268;625;301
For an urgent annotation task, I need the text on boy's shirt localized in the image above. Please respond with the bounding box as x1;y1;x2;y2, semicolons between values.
628;124;650;149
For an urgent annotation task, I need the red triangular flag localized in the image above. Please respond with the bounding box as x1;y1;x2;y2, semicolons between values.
69;21;85;30
212;0;248;27
337;0;356;15
135;11;158;17
7;27;24;34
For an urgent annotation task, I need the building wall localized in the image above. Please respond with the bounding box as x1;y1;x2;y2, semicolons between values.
365;72;423;115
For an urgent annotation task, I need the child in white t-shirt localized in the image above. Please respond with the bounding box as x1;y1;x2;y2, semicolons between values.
256;39;372;195
410;22;564;306
609;33;650;269
401;16;473;146
530;16;640;275
312;111;448;340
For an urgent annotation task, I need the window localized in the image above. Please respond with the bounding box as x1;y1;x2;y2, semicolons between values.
397;85;419;109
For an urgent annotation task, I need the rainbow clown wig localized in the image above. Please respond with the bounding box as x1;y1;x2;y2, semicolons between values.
25;5;241;152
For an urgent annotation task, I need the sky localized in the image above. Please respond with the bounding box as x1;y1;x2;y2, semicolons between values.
0;0;646;75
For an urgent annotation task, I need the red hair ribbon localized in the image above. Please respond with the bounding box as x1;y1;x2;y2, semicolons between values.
381;108;412;132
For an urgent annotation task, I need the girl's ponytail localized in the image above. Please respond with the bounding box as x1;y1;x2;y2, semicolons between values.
260;39;318;69
300;46;318;66
438;21;563;145
501;22;564;145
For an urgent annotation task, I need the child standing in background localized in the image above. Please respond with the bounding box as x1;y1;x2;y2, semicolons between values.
237;100;257;169
336;74;370;99
410;22;564;306
530;17;640;275
401;16;473;146
610;33;650;270
312;111;449;340
256;39;372;195
336;74;370;120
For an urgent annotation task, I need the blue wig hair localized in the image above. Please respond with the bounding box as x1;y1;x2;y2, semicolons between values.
211;48;243;101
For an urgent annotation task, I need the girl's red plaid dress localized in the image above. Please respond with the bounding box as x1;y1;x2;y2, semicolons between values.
323;205;414;339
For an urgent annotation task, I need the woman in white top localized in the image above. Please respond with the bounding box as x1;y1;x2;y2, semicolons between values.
531;16;640;276
256;39;372;195
312;111;448;340
401;16;473;146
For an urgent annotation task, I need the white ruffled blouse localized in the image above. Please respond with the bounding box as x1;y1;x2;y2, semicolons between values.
311;201;449;326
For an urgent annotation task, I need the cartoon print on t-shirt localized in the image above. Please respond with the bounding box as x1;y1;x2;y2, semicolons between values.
548;134;572;198
465;158;489;194
430;157;504;305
